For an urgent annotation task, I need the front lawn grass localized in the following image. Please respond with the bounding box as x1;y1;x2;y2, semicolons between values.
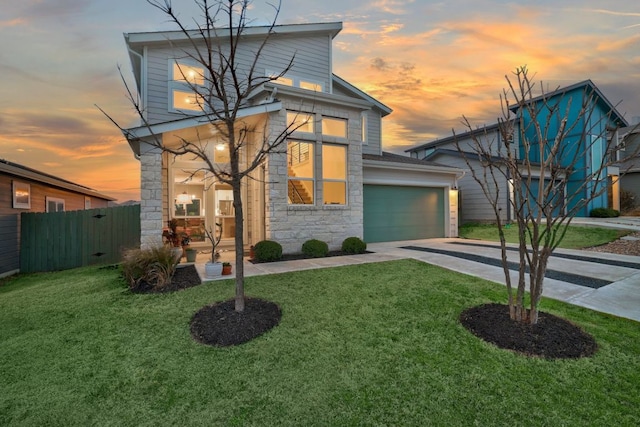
459;223;627;249
1;261;639;426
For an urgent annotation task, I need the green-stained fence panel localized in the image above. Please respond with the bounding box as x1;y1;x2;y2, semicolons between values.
20;205;140;273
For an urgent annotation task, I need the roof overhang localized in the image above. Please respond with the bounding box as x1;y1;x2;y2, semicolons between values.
125;22;343;53
261;83;373;111
124;101;283;156
363;157;463;176
332;74;392;117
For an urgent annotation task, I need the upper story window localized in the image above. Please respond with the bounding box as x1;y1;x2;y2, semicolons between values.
268;70;324;93
169;60;206;113
322;117;347;138
287;111;314;134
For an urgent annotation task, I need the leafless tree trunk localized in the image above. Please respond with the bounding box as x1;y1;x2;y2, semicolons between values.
101;0;304;312
455;66;636;324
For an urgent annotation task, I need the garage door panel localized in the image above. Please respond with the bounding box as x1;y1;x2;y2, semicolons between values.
363;185;444;243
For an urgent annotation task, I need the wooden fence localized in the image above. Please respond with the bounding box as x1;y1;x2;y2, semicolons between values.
20;205;140;273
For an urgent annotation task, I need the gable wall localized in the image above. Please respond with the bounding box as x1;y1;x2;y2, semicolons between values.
144;33;333;124
332;85;383;155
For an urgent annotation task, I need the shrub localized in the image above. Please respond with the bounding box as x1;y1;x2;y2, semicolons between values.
253;240;283;262
621;189;636;213
302;239;329;258
121;245;177;291
341;236;367;254
590;207;620;218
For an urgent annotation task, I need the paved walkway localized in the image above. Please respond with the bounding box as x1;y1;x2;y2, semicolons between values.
189;217;640;323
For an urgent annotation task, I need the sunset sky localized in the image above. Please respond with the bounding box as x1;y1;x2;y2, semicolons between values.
1;0;639;202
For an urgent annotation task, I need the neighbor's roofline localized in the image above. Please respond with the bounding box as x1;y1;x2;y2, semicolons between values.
405;120;517;153
0;159;116;201
509;79;629;127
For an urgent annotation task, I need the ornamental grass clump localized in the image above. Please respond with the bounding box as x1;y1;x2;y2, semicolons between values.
253;240;283;262
301;239;329;258
121;246;177;291
341;236;367;254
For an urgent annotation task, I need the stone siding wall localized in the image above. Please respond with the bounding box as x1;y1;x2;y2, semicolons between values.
139;143;164;249
265;99;364;254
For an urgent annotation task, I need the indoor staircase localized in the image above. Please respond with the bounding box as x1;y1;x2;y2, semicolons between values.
287;166;313;204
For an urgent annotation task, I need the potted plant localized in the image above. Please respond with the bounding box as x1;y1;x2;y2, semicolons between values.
185;247;198;263
181;234;191;259
204;222;223;278
162;219;183;262
222;262;232;275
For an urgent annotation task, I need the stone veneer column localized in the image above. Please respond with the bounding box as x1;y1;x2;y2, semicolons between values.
139;142;164;249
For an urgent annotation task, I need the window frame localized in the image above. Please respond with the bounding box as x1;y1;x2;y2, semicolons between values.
322;143;348;206
287;140;316;205
361;112;368;144
322;116;348;139
267;70;325;93
168;59;207;114
45;196;65;213
12;181;31;209
287;111;315;134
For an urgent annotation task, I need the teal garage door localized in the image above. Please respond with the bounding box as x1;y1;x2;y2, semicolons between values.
363;185;444;243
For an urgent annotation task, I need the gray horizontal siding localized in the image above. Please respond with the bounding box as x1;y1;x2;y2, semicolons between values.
362;109;382;155
331;85;383;155
144;33;332;124
431;154;509;223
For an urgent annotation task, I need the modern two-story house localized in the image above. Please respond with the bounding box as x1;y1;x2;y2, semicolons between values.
407;80;628;223
122;22;462;253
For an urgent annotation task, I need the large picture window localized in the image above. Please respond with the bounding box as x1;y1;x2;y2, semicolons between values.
322;144;347;205
287;141;315;205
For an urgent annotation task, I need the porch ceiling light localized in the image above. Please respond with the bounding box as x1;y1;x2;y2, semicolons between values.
216;142;225;151
176;192;191;204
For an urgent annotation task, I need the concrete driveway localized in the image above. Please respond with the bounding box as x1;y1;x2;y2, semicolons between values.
368;237;640;322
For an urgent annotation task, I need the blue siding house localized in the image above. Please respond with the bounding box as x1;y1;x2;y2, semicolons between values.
514;80;628;217
407;79;628;222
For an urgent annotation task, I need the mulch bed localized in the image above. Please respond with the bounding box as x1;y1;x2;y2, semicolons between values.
129;265;202;293
190;297;282;346
460;303;597;359
250;250;372;263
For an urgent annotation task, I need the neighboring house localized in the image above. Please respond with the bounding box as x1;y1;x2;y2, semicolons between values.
0;159;115;277
617;121;640;208
407;80;628;223
122;22;462;253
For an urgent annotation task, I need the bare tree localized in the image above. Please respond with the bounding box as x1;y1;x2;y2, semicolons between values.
102;0;303;312
455;66;635;324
